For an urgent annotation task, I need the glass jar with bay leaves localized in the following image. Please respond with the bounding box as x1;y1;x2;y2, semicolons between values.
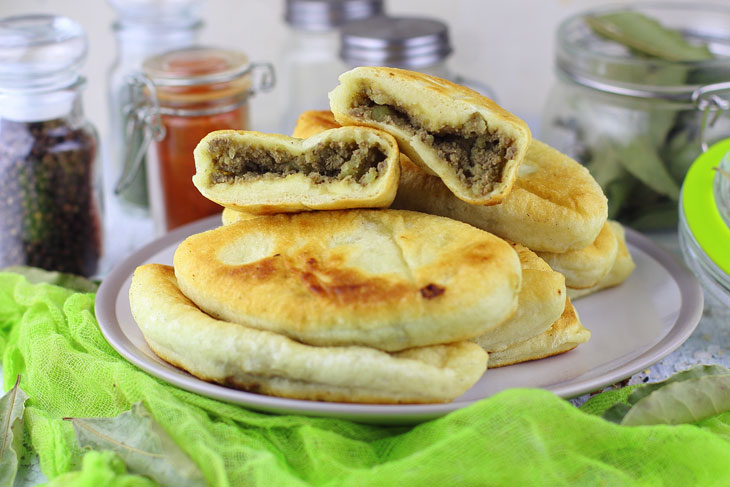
541;3;730;230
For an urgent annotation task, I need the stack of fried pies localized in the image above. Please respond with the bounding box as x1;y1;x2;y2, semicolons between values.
130;67;634;404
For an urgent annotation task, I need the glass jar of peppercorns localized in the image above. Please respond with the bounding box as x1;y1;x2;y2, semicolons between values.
0;14;103;277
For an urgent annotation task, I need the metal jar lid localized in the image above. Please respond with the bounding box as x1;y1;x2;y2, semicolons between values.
285;0;383;32
340;16;452;69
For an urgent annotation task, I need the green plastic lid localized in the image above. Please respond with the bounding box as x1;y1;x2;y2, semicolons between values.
681;138;730;277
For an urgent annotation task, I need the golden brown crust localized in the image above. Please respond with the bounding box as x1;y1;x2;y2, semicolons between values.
130;264;488;404
393;140;608;253
474;242;566;352
173;209;521;352
192;127;401;214
221;208;259;225
292;110;342;138
487;298;590;368
289;111;607;253
568;221;636;299
536;222;618;289
329;66;532;206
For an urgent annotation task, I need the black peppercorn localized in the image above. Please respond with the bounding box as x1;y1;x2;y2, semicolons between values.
0;117;102;277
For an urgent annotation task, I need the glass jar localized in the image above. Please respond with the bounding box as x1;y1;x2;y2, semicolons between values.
679;138;730;312
0;15;102;277
339;15;497;100
108;0;203;212
128;46;274;233
276;0;383;134
541;3;730;231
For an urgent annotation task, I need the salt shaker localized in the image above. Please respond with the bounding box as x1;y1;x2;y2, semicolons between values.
277;0;384;134
0;15;103;277
339;15;497;100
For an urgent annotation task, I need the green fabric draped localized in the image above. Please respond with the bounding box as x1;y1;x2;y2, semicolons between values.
2;271;730;487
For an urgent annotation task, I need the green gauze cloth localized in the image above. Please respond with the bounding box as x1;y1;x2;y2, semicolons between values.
2;270;730;487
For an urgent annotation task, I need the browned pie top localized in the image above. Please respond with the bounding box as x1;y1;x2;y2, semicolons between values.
173;209;522;351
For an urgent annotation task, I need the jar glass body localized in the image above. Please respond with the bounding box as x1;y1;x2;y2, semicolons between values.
0;84;103;277
542;81;730;230
540;3;730;231
278;29;345;135
679;213;730;312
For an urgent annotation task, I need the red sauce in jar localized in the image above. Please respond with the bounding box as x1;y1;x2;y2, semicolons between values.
144;47;252;231
156;106;248;230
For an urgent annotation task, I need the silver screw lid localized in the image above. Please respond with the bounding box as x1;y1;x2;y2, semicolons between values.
340;16;452;68
285;0;384;32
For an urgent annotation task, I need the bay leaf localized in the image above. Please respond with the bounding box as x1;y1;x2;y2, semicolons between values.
621;374;730;426
584;140;627;188
601;402;632;425
627;365;730;406
605;179;635;221
585;12;713;62
645;102;681;148
0;376;29;487
613;136;681;200
1;266;99;293
626;207;678;231
661;126;701;184
602;366;730;425
584;139;634;219
65;402;205;487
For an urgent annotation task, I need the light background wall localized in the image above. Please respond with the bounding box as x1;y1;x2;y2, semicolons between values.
2;0;728;144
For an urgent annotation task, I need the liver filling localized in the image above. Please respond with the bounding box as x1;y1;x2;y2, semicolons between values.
206;138;387;185
350;91;517;196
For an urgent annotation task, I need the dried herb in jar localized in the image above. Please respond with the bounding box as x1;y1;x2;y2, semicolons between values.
0;118;102;277
579;11;723;229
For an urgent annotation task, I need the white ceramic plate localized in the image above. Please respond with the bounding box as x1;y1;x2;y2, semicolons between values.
96;215;704;424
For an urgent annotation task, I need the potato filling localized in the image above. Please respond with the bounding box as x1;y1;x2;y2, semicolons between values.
207;138;387;185
350;91;517;196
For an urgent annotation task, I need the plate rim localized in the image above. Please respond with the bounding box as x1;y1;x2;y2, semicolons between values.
95;216;704;423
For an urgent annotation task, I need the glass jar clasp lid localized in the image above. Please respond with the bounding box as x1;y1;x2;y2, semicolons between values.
114;62;275;194
692;81;730;152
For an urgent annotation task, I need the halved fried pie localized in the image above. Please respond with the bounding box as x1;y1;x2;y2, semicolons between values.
192;126;400;214
329;67;531;206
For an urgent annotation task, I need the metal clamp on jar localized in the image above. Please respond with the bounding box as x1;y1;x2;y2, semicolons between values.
108;0;203;214
0;15;102;277
541;3;730;230
121;47;275;233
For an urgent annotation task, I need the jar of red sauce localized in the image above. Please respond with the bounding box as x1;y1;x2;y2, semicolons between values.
125;46;274;232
